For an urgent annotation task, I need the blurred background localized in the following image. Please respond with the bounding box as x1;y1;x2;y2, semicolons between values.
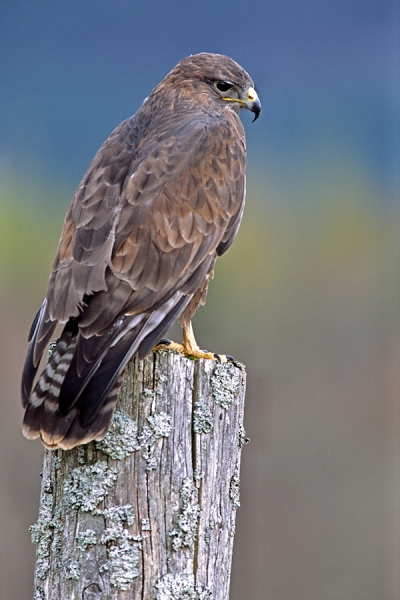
1;1;399;598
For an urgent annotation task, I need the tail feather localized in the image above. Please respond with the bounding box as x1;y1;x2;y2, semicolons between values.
21;291;192;449
56;373;124;450
21;300;57;407
22;324;78;444
57;312;147;416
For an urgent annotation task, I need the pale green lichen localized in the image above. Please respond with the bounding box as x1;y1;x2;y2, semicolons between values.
100;531;140;590
52;453;62;470
170;478;200;551
155;574;214;600
139;427;154;446
30;492;53;579
139;411;172;471
96;504;141;590
155;573;197;599
193;401;213;434
211;362;242;409
96;505;136;540
142;450;158;471
96;409;140;460
34;587;45;600
30;481;64;580
193;470;202;484
33;456;139;590
50;507;64;561
66;555;80;580
76;528;97;550
197;589;214;600
63;462;118;512
142;387;161;398
43;477;53;494
76;447;86;465
139;412;172;447
238;424;250;448
229;462;241;509
147;412;172;439
141;517;150;531
60;505;141;591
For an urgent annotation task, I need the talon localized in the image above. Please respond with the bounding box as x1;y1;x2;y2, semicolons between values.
225;354;235;363
154;340;185;354
156;319;231;362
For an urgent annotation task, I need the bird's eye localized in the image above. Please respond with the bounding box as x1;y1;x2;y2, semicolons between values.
216;81;233;93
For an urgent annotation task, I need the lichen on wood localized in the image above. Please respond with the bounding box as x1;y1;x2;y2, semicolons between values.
155;572;214;599
63;462;118;512
193;401;213;434
95;409;140;460
97;504;141;590
210;360;244;408
31;350;247;599
169;477;201;551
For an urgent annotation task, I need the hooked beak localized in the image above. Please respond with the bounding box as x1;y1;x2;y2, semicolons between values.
245;87;261;122
222;85;261;122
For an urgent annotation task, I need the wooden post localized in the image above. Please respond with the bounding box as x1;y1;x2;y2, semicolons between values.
30;349;248;600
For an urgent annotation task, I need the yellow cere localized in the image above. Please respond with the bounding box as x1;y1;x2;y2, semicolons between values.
246;87;257;102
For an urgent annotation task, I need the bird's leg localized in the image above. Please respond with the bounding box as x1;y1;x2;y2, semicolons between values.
182;319;213;359
155;317;228;362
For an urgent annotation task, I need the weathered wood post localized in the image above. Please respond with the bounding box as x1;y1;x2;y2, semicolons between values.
30;348;248;600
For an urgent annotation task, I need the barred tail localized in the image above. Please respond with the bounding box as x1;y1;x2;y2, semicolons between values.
21;291;191;449
22;322;79;447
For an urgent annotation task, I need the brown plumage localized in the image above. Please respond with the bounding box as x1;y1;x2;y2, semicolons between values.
21;53;261;449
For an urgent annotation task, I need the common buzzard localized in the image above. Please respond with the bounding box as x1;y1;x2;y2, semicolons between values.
21;52;260;449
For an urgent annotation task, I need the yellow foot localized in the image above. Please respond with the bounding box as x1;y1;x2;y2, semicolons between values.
154;339;230;363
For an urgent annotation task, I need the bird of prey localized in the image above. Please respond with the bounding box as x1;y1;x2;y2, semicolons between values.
21;52;260;449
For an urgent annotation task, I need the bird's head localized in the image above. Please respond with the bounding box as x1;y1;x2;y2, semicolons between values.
157;52;261;122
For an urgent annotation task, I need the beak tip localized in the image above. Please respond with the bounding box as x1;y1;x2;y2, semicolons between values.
250;98;261;122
